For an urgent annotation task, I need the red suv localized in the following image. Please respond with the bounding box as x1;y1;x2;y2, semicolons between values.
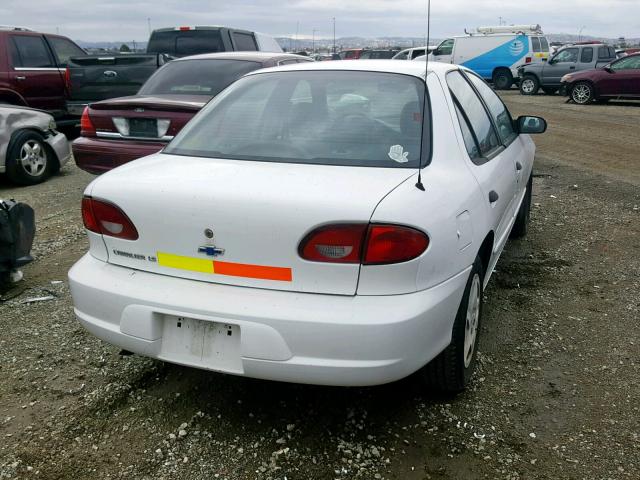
0;26;85;124
562;52;640;104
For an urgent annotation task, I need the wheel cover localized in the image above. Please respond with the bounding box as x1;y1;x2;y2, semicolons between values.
521;79;536;93
463;273;481;368
19;140;47;177
572;84;592;104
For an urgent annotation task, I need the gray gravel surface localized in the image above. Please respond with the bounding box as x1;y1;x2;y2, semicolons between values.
0;93;639;479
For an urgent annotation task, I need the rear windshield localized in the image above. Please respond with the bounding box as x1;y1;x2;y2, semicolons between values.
165;71;428;168
138;59;261;96
147;30;225;56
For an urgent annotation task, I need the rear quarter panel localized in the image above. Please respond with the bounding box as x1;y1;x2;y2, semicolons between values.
358;73;487;295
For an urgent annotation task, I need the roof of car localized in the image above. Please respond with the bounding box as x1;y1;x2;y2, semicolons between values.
174;51;311;63
248;59;457;79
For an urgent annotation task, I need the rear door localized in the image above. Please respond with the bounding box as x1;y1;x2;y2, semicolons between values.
446;70;517;256
8;34;66;112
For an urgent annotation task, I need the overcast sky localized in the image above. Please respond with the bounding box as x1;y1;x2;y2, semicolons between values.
1;0;638;41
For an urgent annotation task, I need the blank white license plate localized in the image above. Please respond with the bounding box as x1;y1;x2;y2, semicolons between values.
160;316;242;373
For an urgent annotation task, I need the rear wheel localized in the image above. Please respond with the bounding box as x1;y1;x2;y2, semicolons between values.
511;174;532;239
423;256;484;393
571;82;594;104
520;75;539;95
493;68;513;90
5;130;53;185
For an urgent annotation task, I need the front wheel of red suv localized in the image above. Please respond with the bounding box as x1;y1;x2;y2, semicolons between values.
571;82;594;105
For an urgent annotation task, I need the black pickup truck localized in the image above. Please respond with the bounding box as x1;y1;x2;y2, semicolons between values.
66;26;282;115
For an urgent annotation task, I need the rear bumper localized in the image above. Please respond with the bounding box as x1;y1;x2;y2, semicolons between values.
68;254;470;386
72;136;165;174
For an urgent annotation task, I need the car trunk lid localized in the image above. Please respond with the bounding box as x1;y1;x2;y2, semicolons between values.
88;154;414;295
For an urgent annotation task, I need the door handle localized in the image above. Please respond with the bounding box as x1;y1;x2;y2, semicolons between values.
489;191;499;204
15;76;26;81
569;66;575;70
516;161;523;171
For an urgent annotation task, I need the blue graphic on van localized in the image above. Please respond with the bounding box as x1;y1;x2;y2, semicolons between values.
462;35;529;79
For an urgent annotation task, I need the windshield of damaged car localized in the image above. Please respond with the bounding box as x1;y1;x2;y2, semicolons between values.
165;71;428;168
139;59;261;96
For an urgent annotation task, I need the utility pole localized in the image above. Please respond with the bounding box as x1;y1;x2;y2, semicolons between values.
332;17;336;54
147;17;151;36
312;29;317;54
295;21;299;52
578;25;586;42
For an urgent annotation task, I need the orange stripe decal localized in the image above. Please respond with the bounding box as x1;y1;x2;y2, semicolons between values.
213;261;293;282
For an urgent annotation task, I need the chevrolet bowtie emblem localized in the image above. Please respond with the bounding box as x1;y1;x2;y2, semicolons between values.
198;245;225;257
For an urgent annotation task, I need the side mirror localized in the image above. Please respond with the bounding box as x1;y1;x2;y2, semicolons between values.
604;66;614;73
548;58;555;65
517;116;547;134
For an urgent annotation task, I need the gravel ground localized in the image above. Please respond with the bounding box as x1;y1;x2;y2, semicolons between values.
0;92;639;480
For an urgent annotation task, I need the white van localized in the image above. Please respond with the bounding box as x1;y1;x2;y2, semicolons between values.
420;25;550;89
392;46;436;60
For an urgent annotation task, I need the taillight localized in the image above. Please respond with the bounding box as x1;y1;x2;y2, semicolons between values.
299;223;429;265
363;225;429;265
82;197;139;240
64;66;71;93
299;224;367;263
80;106;96;137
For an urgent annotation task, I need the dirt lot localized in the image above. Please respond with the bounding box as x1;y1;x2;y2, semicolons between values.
1;92;639;480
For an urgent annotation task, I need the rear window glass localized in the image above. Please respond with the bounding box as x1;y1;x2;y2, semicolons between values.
46;36;85;66
147;30;225;56
165;71;428;168
139;59;261;96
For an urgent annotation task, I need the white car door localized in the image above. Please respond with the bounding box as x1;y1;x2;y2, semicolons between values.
431;39;454;63
446;71;518;270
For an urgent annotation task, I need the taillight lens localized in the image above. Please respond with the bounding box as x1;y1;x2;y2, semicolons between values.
363;225;429;265
299;224;367;263
299;223;428;265
80;106;96;137
64;67;71;93
82;197;139;240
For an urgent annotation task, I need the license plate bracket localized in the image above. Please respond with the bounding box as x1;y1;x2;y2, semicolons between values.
128;118;158;138
160;316;242;373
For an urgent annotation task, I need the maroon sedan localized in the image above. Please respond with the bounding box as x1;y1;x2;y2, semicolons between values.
73;52;312;174
562;53;640;105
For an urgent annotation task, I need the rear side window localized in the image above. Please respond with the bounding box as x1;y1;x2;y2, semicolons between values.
598;46;614;59
580;47;594;63
411;49;426;59
395;51;409;60
166;71;428;168
539;37;550;52
148;30;225;56
447;71;500;160
465;73;517;145
46;36;86;67
531;37;541;53
10;35;55;68
231;32;257;51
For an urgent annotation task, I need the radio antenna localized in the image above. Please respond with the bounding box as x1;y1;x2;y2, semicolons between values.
415;0;431;192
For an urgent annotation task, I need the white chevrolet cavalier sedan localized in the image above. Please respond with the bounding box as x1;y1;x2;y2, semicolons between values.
69;61;546;393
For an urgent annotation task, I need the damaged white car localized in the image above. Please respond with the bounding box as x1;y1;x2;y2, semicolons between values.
69;61;546;393
0;106;70;185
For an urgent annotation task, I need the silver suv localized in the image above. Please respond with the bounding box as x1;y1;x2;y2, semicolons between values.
518;43;617;95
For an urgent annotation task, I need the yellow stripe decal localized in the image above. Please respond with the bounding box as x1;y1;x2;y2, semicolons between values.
157;252;214;274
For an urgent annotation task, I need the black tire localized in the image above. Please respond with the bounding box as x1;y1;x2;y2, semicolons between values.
5;130;53;185
541;87;558;95
510;174;532;239
493;69;513;90
423;256;484;393
519;75;539;95
570;82;594;105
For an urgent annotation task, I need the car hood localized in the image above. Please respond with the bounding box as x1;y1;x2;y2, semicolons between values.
90;94;210;111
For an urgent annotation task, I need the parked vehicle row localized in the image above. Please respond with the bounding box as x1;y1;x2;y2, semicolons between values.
73;52;312;173
0;25;283;121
